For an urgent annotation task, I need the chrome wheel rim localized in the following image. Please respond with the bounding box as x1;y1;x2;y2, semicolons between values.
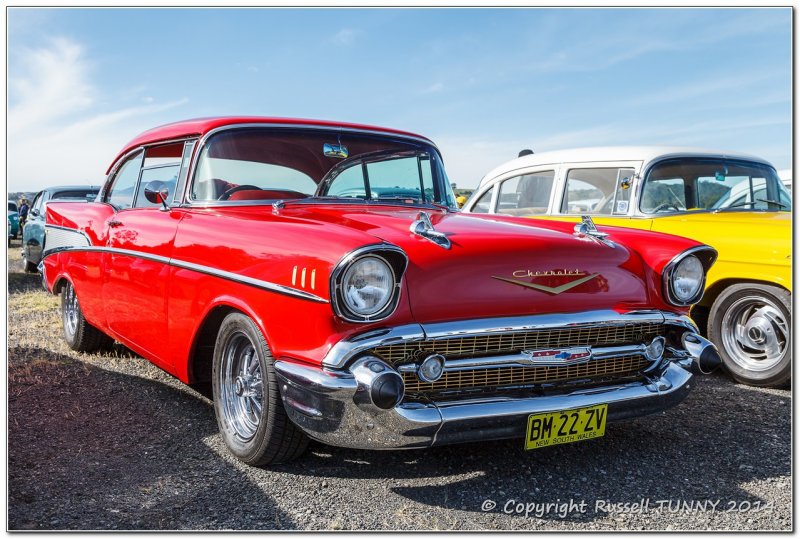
220;332;263;441
721;295;789;372
63;285;79;337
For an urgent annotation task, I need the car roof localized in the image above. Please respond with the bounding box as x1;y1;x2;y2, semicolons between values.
107;116;435;174
478;145;775;187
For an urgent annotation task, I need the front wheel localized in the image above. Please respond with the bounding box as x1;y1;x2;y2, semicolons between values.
709;283;791;387
212;312;308;466
61;281;114;353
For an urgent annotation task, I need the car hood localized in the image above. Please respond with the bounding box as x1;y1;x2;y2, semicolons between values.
282;204;653;322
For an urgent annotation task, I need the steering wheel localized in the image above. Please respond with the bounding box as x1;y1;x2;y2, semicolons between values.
218;185;262;200
652;203;681;213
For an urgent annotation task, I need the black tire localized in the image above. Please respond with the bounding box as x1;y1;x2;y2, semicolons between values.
709;283;791;387
23;256;38;273
61;281;114;353
212;312;308;466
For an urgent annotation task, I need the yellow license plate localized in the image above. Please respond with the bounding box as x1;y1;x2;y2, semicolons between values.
525;404;607;450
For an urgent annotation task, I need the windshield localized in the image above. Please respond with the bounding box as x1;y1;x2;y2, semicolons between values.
191;127;455;208
8;202;17;212
641;158;790;213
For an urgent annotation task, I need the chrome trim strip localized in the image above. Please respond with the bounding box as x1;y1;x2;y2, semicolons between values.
41;244;328;303
439;342;654;371
421;309;667;340
662;245;718;307
322;309;694;368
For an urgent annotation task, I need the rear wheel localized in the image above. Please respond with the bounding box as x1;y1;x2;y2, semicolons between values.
23;254;37;273
709;283;791;387
61;281;114;353
212;312;308;466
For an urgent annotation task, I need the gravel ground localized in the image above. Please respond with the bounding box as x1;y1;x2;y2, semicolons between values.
6;238;792;531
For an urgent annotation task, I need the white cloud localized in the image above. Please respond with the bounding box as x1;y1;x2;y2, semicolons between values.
8;37;187;191
332;28;356;45
421;82;444;94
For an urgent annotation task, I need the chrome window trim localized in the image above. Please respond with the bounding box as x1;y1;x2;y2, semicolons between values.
41;244;328;304
661;245;718;307
322;309;698;368
329;243;408;323
182;123;444;207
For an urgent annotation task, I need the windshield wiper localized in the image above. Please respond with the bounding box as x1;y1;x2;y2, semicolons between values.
757;198;789;209
715;199;788;212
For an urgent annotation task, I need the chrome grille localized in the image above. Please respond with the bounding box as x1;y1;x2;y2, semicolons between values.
372;323;665;365
402;355;650;394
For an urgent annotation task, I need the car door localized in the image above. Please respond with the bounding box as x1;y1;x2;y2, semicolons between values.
101;141;190;366
24;191;47;263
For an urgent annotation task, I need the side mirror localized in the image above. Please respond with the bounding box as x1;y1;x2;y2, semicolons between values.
30;208;40;217
144;181;170;211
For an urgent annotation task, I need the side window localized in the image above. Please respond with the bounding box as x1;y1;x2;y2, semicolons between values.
134;142;184;208
135;166;181;208
562;168;634;215
469;187;494;213
106;151;144;209
641;177;688;212
30;193;43;216
497;171;555;216
327;165;367;198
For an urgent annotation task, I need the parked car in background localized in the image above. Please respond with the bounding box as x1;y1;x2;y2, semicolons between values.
43;118;720;466
22;185;100;272
8;200;20;238
464;146;791;387
778;169;791;194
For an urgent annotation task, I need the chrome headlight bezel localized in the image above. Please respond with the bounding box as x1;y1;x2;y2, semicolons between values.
330;244;408;323
662;246;718;307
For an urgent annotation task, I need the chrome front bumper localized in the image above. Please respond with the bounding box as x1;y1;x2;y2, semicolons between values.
274;310;717;450
276;360;695;449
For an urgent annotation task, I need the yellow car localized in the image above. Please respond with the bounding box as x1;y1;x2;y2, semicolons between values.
465;146;792;387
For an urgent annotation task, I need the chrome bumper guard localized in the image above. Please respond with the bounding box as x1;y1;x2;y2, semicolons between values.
275;310;716;450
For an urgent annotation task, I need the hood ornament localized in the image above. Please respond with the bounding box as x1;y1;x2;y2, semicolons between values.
573;215;608;239
410;211;451;249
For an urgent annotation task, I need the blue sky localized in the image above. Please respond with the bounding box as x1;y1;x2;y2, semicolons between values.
7;7;791;191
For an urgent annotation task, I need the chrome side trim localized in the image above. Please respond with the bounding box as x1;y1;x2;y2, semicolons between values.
41;244;328;303
322;309;694;369
662;245;718;307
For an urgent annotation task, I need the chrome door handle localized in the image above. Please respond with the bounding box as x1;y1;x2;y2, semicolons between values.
107;219;123;228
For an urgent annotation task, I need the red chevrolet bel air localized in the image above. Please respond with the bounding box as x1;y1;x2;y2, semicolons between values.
43;117;721;465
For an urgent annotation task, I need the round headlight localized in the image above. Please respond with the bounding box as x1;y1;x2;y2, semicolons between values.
341;256;395;317
671;255;704;303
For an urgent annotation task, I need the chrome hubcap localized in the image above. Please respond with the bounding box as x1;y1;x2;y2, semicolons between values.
721;296;789;372
220;333;263;441
63;285;79;337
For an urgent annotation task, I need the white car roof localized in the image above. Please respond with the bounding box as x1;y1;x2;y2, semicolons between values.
478;145;775;188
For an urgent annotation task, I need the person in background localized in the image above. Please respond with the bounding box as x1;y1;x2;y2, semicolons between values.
18;198;29;229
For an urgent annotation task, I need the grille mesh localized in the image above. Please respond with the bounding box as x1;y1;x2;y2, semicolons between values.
372;323;665;365
402;355;649;394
